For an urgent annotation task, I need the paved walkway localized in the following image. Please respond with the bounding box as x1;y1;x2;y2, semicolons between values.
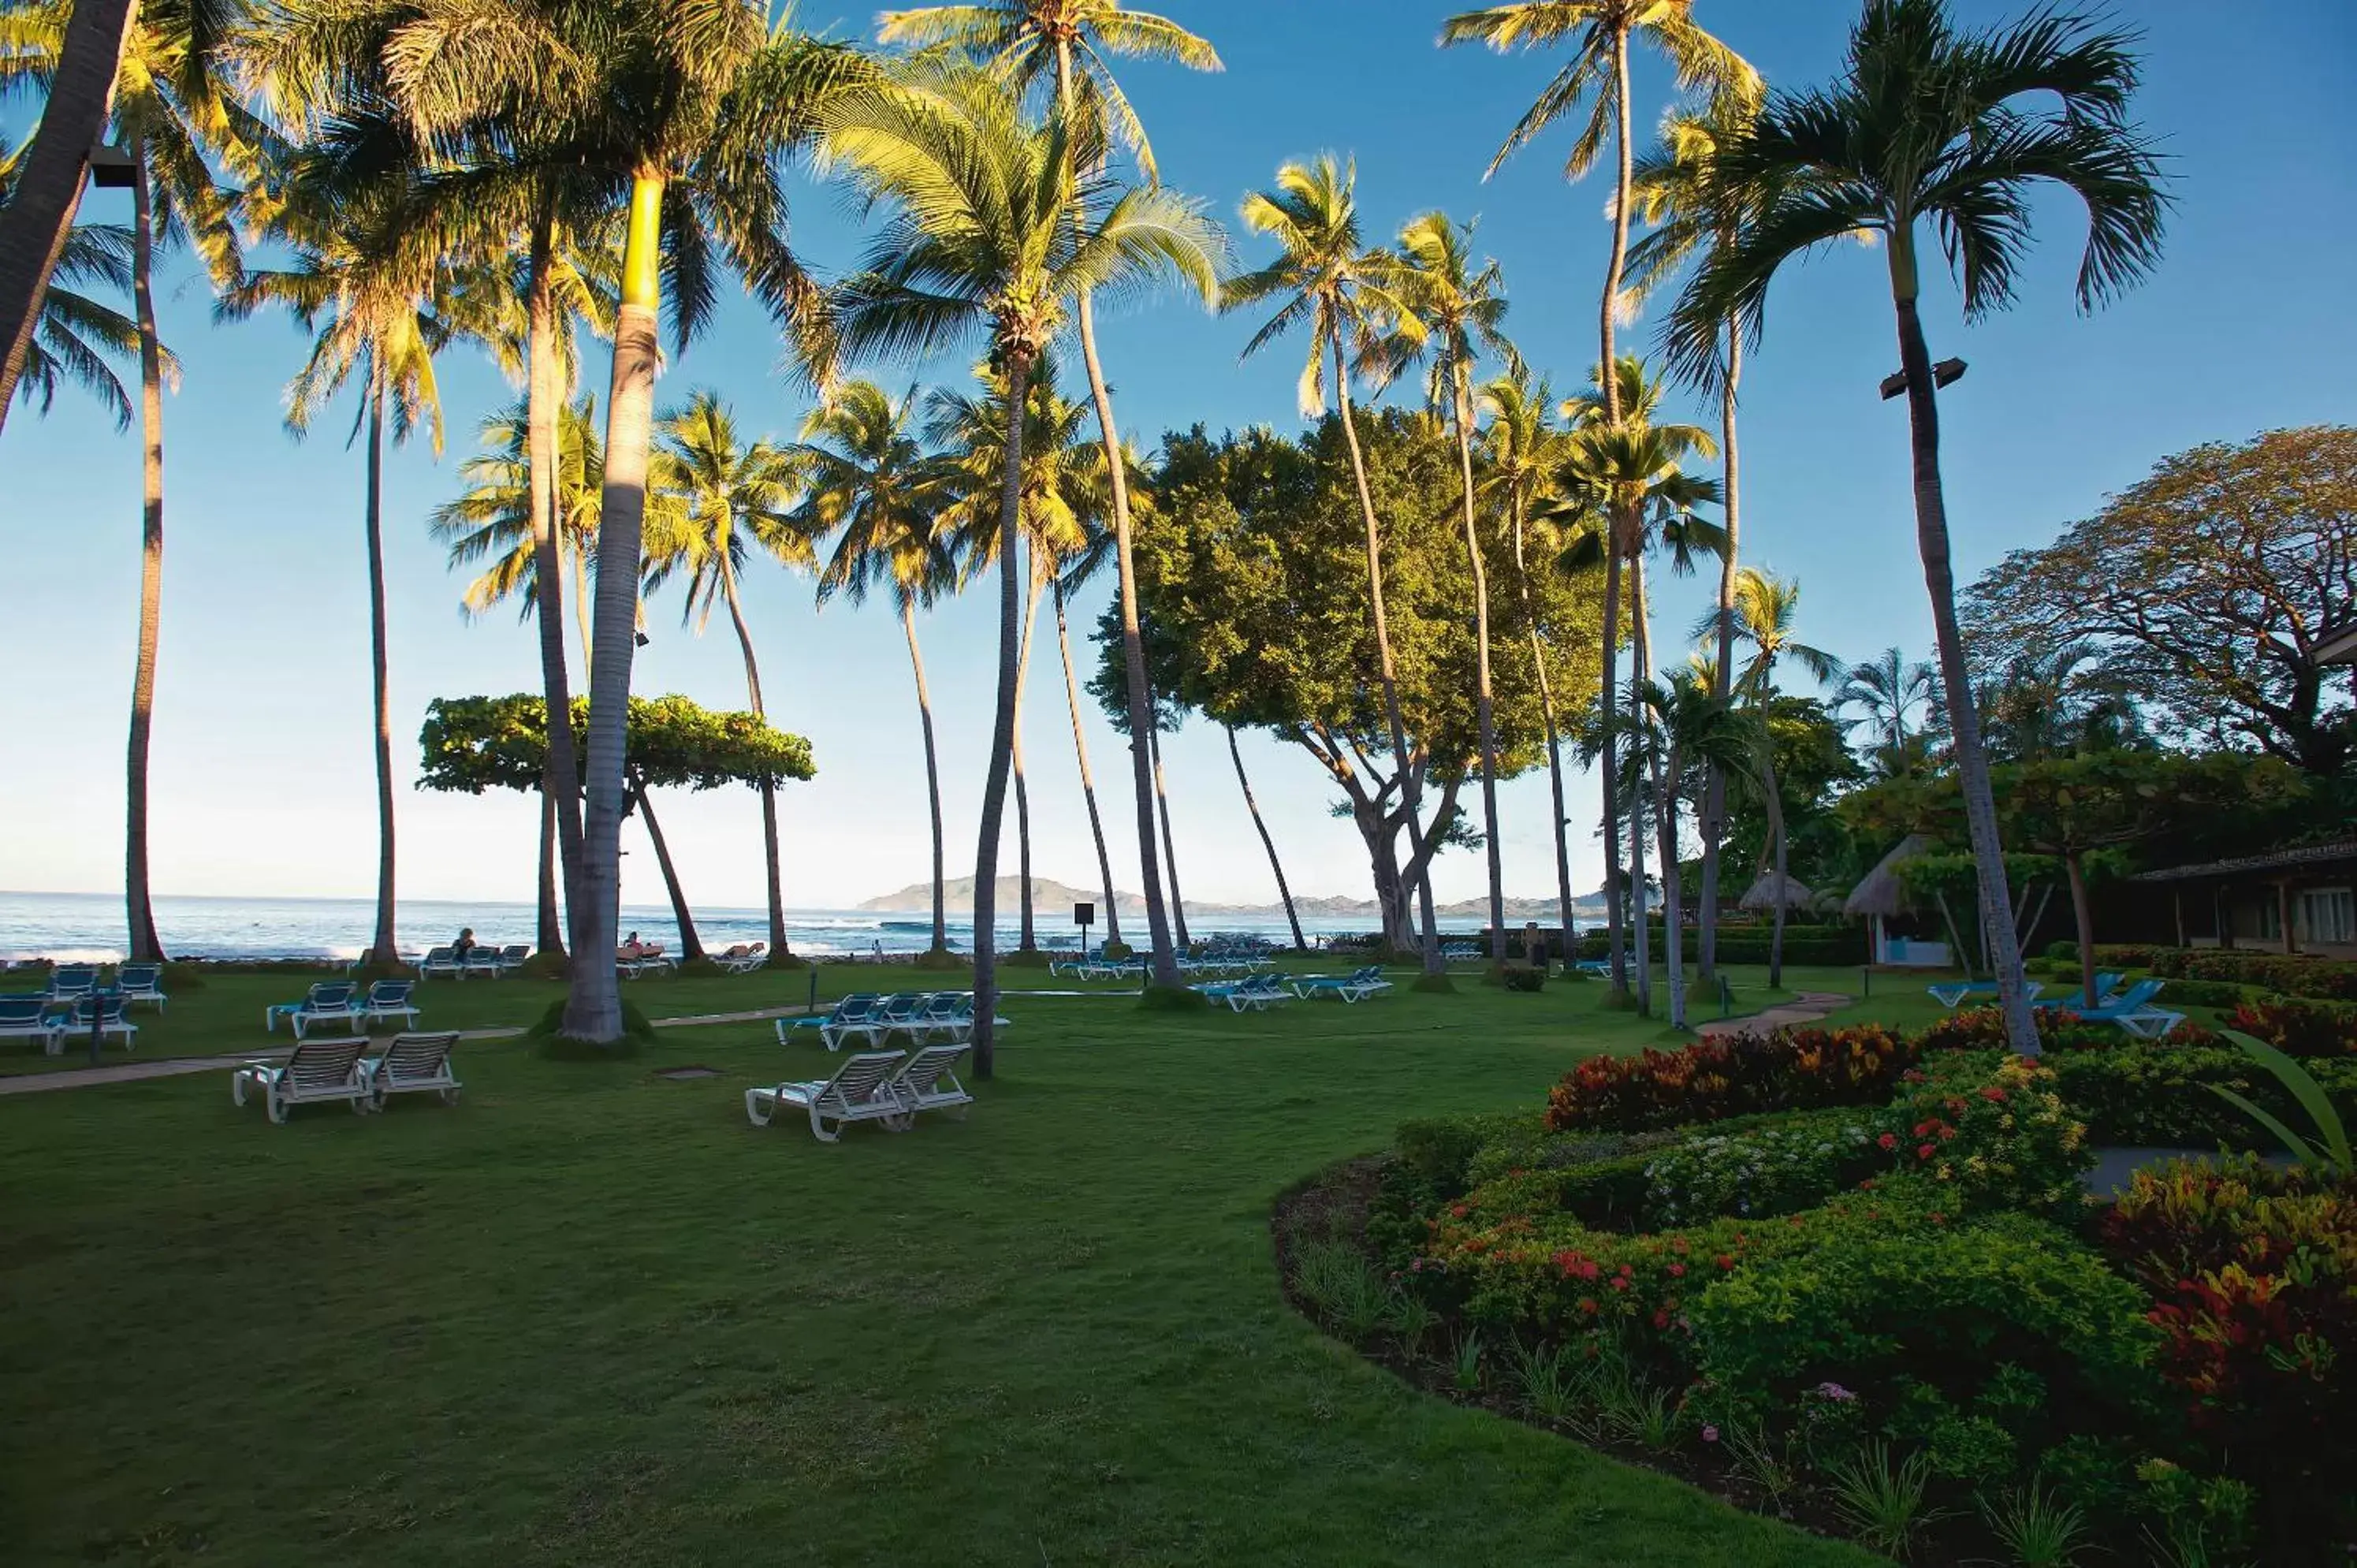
1694;990;1852;1039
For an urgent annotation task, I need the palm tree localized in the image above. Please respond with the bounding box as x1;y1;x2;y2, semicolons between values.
644;389;812;964
928;363;1100;955
429;394;603;955
0;143;152;426
818;58;1220;1072
1053;519;1129;953
1625;84;1765;982
6;0;254;963
802;379;959;957
1665;0;2168;1052
0;0;142;429
1223;155;1445;974
1630;669;1752;1026
222;145;477;970
1715;568;1838;985
1553;354;1719;1004
1382;210;1520;962
877;0;1222;991
1477;369;1579;965
1439;1;1754;439
1836;646;1936;755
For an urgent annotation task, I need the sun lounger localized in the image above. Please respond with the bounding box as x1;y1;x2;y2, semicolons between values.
1293;964;1393;1003
266;981;361;1038
114;963;168;1010
58;993;137;1050
745;1048;909;1141
0;996;65;1054
869;991;935;1042
496;944;532;973
2038;978;2180;1037
825;991;903;1051
233;1035;371;1123
463;946;506;979
46;964;97;1003
361;1031;462;1110
885;1042;974;1123
417;946;464;980
776;993;882;1047
1199;972;1293;1013
360;979;421;1029
1927;978;2046;1008
2031;972;2127;1011
714;942;769;974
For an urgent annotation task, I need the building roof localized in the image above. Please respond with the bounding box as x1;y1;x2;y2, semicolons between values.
2128;839;2357;884
2320;620;2357;667
1739;870;1815;911
1845;834;1934;918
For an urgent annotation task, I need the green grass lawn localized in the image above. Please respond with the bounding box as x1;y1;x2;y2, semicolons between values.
1;968;1909;1566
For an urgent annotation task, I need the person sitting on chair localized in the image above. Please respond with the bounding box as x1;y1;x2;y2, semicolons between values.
620;932;647;960
452;927;477;961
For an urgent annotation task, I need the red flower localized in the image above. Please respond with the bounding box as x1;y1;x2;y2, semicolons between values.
1670;1237;1690;1255
1610;1276;1630;1291
1931;1212;1948;1225
1579;1297;1599;1315
1652;1309;1671;1329
1715;1254;1735;1271
1878;1132;1899;1150
1918;1143;1937;1160
1913;1121;1936;1138
1667;1262;1686;1277
1979;1086;2008;1102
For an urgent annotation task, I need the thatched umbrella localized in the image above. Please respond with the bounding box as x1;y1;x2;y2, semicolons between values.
1739;870;1815;912
1845;834;1931;963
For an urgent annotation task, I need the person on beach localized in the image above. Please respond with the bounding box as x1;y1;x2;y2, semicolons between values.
452;927;477;960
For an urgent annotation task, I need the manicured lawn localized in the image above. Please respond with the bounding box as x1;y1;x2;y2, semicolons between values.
1;970;1896;1566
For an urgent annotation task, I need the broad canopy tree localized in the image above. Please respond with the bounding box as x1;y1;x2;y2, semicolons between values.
419;693;814;964
1115;412;1602;951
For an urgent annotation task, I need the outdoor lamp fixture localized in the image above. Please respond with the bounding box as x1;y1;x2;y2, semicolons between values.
1879;358;1967;400
86;142;136;189
633;630;650;647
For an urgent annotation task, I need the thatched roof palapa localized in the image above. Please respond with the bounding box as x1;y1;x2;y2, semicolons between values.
1739;870;1815;912
1845;834;1933;918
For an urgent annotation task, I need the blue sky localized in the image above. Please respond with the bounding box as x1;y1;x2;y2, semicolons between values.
2;0;2352;929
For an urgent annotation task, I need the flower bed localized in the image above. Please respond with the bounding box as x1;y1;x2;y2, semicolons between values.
1285;1018;2357;1562
2048;943;2357;1002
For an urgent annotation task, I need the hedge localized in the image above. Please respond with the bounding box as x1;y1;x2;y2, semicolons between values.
2046;943;2357;1001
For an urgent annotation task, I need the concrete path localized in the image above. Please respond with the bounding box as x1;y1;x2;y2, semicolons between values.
1694;991;1852;1039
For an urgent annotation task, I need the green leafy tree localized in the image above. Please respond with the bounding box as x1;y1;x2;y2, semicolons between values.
1664;0;2170;1053
1628;668;1754;1026
802;379;959;955
645;389;812;961
1715;568;1838;985
1223;154;1451;974
875;0;1223;987
1836;646;1938;777
818;57;1219;1069
1964;427;2357;778
418;693;815;964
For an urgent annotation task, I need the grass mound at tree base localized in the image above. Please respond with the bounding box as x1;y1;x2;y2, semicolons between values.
525;997;655;1059
1138;982;1209;1011
907;947;968;971
1409;973;1458;995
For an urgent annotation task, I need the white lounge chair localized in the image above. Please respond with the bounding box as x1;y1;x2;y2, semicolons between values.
1927;978;2047;1008
745;1048;908;1141
417;946;464;980
778;993;881;1047
114;963;168;1011
1293;965;1392;1003
0;996;65;1054
463;945;505;979
1200;973;1292;1013
58;993;136;1050
885;1043;974;1123
495;944;532;973
713;943;768;974
360;979;421;1029
266;981;362;1039
233;1035;372;1123
361;1032;462;1110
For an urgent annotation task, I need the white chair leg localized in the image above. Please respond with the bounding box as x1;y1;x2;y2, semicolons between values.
808;1103;840;1142
745;1087;774;1127
267;1083;289;1124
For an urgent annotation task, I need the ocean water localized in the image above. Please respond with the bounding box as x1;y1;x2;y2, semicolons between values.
0;889;1491;964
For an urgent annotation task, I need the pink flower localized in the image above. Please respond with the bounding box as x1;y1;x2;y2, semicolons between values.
1701;1425;1721;1443
1814;1381;1856;1402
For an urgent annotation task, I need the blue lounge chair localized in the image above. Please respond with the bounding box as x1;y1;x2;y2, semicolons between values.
114;963;168;1011
266;981;361;1039
1198;972;1292;1013
1292;965;1393;1003
2031;972;2128;1011
361;979;421;1029
416;947;464;981
46;964;98;1003
0;996;65;1055
1927;978;2047;1009
2049;978;2180;1038
61;993;136;1051
776;993;883;1050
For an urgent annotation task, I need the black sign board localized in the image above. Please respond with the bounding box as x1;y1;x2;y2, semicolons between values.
1074;902;1095;928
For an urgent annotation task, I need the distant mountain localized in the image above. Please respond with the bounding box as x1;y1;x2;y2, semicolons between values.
858;877;1603;923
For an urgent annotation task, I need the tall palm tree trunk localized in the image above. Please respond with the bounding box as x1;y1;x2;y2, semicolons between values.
1333;338;1441;974
970;350;1033;1078
1657;744;1685;1027
123;139;166;963
719;564;787;961
363;369;399;967
1149;711;1189;949
1599;546;1626;992
1055;575;1122;950
566;171;665;1041
1889;239;2038;1053
1052;38;1173;988
1228;724;1305;950
1512;497;1577;966
1011;562;1046;953
1697;323;1741;982
1760;744;1789;989
903;601;948;954
626;773;702;961
1451;368;1506;962
536;788;564;957
526;206;586;957
1628;557;1655;1014
0;0;138;432
1600;25;1633;432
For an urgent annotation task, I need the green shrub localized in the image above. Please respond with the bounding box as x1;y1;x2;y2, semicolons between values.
1916;1005;2222;1054
908;946;968;972
1393;1111;1547;1193
1689;1212;2167;1449
2050;944;2357;1001
1499;964;1546;993
2045;1047;2357;1148
1544;1023;1916;1134
1639;1108;1883;1227
1410;972;1458;995
1099;940;1134;960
